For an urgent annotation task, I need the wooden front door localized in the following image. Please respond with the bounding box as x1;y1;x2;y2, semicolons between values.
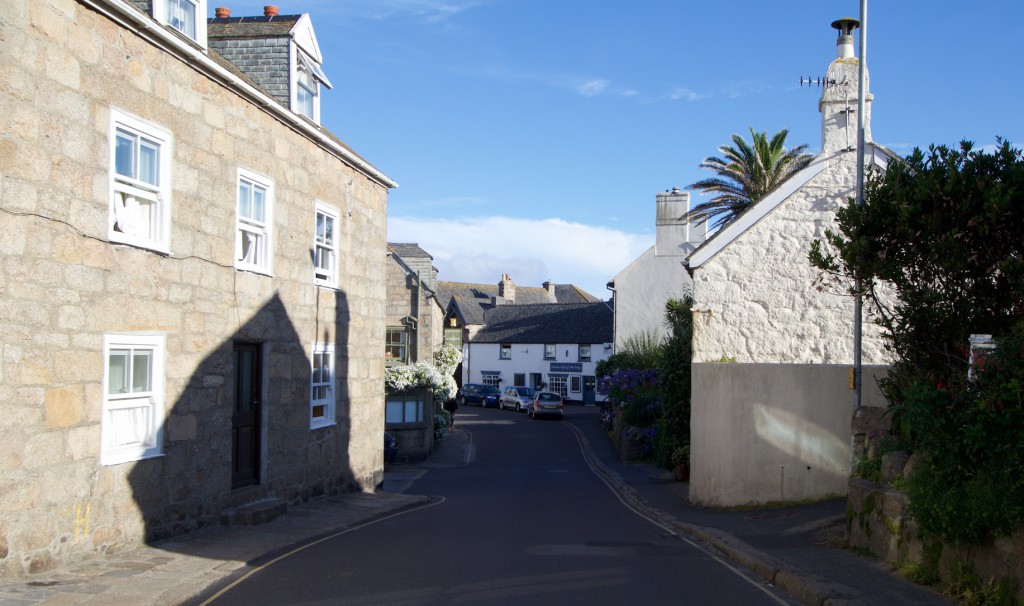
232;343;261;489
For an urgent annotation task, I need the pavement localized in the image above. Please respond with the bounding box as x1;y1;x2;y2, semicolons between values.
0;406;952;606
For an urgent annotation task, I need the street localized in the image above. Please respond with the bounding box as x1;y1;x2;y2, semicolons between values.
192;406;798;605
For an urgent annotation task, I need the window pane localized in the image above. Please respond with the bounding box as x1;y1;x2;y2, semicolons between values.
251;185;265;222
131;350;152;392
315;245;331;271
138;138;159;186
115;131;135;178
238;181;252;219
404;401;417;423
316;212;334;245
108;349;130;394
168;0;197;39
385;401;403;423
312;404;326;418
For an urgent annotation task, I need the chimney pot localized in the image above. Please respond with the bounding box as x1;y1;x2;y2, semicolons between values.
214;6;230;18
264;5;279;17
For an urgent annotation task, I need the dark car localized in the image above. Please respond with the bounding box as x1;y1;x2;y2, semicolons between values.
458;383;501;407
528;391;565;420
384;432;399;464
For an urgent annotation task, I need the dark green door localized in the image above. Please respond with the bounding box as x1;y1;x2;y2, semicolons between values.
232;343;261;488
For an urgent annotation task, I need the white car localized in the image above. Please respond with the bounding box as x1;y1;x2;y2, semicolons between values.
499;386;535;412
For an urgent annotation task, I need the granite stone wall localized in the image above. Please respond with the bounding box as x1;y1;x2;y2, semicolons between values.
0;0;389;577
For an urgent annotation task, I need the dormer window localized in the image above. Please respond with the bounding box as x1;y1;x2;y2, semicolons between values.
155;0;207;45
296;61;317;120
293;51;331;123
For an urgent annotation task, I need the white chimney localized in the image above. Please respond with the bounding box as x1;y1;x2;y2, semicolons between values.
833;17;857;59
820;17;872;154
656;188;704;256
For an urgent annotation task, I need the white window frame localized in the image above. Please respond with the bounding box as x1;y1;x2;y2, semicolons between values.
101;334;166;465
579;344;592;362
310;343;336;430
235;168;274;275
544;343;556;360
500;344;511;360
481;373;501;388
548;375;568;398
292;49;321;123
109;109;173;253
153;0;208;46
314;201;339;286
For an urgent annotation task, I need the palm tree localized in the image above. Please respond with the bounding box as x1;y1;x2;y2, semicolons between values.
685;128;813;230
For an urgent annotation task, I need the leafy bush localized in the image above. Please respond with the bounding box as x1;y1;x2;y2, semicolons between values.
655;297;693;468
900;325;1024;544
810;141;1024;545
434;413;450;444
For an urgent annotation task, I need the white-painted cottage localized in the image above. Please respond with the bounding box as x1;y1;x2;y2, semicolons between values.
464;303;613;404
608;188;706;349
684;18;897;507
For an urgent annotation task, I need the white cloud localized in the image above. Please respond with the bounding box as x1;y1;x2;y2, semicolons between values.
576;79;610;97
669;87;711;102
388;215;652;298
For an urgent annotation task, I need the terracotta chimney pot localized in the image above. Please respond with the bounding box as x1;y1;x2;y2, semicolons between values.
264;5;279;17
214;7;230;18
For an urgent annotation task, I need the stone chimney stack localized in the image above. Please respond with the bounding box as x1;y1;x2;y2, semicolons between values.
820;17;872;154
498;273;515;304
542;281;556;302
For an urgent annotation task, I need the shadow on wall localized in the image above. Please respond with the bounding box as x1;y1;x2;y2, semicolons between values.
127;288;357;550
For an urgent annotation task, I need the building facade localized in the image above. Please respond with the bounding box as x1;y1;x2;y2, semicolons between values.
608;187;706;349
465;303;613;403
684;18;895;507
0;0;394;576
384;244;445;461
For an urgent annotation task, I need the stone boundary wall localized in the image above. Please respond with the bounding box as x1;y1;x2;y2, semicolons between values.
848;479;1024;600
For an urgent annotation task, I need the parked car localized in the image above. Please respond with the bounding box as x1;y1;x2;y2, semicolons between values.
499;386;535;412
528;391;565;420
384;432;399;464
458;383;501;407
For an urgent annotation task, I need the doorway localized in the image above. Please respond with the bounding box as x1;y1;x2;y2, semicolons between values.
232;342;262;489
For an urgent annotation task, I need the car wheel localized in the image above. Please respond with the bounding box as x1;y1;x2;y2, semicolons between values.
515;403;521;412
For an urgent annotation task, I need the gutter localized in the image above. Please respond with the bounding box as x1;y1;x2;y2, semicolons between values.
77;0;398;190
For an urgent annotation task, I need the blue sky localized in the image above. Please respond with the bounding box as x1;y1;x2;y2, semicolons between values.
217;1;1023;298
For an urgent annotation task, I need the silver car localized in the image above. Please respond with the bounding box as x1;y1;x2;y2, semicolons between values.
528;391;565;420
499;386;534;412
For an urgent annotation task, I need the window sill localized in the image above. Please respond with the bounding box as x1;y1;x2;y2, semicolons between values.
236;264;273;277
310;419;337;431
101;450;165;467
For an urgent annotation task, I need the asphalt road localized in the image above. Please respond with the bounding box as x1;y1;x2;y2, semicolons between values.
194;406;800;605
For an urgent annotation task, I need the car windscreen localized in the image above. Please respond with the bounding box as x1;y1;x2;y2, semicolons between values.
538;393;559;401
482;386;500;394
516;388;534;396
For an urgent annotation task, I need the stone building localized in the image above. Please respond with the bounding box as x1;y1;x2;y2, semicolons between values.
384;244;445;460
0;0;395;576
684;18;896;507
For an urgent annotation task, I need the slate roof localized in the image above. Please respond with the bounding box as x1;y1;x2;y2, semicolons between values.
387;243;433;260
472;303;613;344
207;15;302;38
437;281;601;326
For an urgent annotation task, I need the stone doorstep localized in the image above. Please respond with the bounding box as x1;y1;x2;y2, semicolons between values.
219;498;288;527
